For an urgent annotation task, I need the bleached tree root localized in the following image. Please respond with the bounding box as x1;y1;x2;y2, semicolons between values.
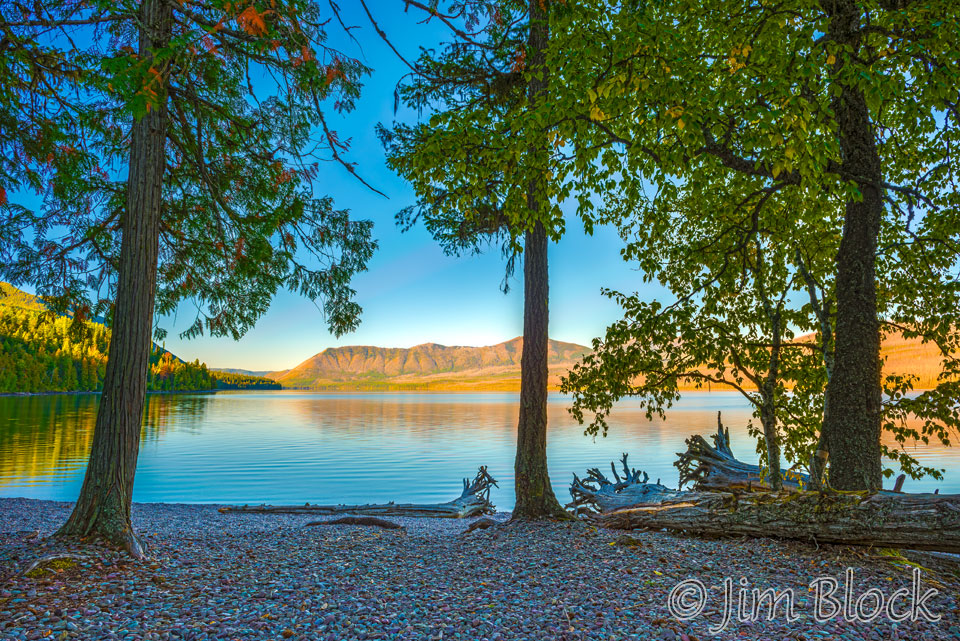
567;453;686;514
675;415;810;492
219;467;498;519
594;490;960;554
21;553;89;578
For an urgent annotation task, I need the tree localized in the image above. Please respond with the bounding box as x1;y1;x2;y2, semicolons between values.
564;181;843;490
376;0;571;517
550;0;960;490
1;0;377;554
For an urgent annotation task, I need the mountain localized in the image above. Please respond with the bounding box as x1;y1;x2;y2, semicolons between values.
269;337;590;391
6;280;951;393
268;331;955;392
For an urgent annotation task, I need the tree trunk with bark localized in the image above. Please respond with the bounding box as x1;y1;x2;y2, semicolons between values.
758;390;783;491
595;490;960;554
514;222;567;519
512;0;567;520
796;251;833;490
819;0;884;491
55;0;171;557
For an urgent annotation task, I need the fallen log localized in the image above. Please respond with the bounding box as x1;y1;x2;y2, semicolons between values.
463;517;498;534
218;467;497;518
307;516;404;530
567;453;686;514
571;420;958;552
594;490;960;554
676;413;810;491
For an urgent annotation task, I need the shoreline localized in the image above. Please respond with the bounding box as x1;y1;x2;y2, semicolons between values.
0;389;244;398
1;386;938;398
1;498;958;640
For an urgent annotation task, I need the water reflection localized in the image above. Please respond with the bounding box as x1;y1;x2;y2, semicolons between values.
0;391;957;508
0;394;213;491
0;395;96;490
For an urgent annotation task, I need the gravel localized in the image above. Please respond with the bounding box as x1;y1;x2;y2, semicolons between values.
1;498;958;640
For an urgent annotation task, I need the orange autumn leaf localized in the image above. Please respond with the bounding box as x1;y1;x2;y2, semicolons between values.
201;35;219;55
237;6;267;36
511;48;526;72
0;187;7;205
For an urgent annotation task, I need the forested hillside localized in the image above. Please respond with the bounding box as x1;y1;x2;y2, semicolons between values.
212;371;281;390
0;284;278;393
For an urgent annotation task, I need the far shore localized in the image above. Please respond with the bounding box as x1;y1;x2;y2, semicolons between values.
1;386;937;397
0;389;221;398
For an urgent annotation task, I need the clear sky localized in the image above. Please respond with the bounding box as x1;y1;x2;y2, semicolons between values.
155;2;662;371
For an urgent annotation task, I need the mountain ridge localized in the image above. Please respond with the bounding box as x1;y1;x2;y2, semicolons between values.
266;331;953;392
269;336;590;391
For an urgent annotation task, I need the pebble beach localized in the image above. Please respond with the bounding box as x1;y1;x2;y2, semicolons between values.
1;498;958;640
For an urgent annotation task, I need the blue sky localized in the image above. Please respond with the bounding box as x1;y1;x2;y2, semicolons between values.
156;2;660;371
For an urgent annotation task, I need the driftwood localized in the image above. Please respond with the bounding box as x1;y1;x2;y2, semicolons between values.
463;517;498;534
21;553;88;578
307;516;404;530
566;417;811;514
676;413;811;491
218;467;497;518
570;420;960;553
567;453;686;514
595;489;960;554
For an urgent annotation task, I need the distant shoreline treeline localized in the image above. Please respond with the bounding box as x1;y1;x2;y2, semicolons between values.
0;283;280;394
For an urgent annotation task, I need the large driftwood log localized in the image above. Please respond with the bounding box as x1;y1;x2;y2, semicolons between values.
306;516;405;530
567;453;686;514
219;467;497;518
595;490;960;554
676;414;810;491
571;420;959;552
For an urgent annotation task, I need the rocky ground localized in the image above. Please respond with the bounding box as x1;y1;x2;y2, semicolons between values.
1;498;958;640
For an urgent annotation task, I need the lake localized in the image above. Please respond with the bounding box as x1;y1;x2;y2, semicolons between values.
1;391;958;509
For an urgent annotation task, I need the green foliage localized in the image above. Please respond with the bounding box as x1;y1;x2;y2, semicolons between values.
0;305;109;394
0;0;376;339
554;0;960;481
212;370;280;390
380;0;581;274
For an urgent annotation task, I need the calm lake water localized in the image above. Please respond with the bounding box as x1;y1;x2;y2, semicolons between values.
1;391;958;509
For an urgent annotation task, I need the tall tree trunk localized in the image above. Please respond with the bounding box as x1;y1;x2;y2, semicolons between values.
513;223;566;518
512;0;567;520
755;264;782;491
797;251;834;490
758;392;783;491
819;0;884;491
56;0;172;557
